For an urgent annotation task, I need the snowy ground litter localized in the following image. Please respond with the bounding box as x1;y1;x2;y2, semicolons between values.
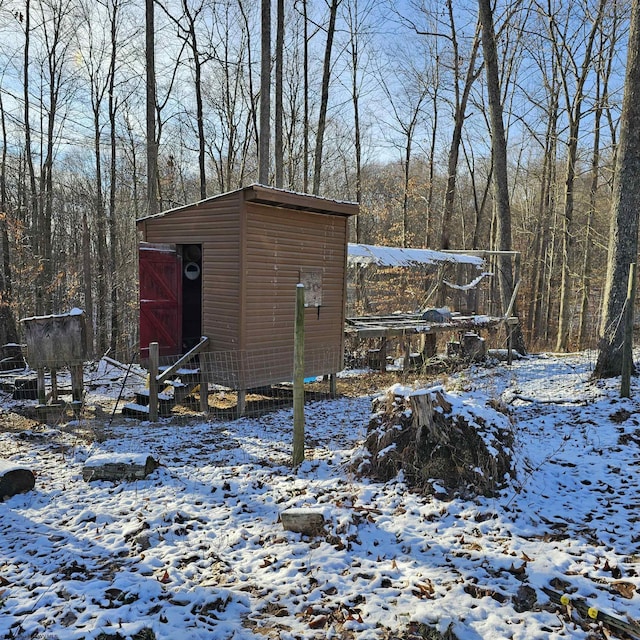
1;352;640;639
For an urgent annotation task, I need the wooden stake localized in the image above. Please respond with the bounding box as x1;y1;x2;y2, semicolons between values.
621;263;636;398
292;284;305;467
149;342;159;421
36;368;46;405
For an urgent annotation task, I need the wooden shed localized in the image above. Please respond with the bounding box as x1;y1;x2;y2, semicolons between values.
136;184;358;396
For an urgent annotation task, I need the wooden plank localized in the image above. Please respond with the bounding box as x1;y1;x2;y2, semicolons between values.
542;587;640;639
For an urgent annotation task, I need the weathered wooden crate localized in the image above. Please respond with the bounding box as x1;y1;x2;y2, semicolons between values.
20;309;90;408
21;309;89;368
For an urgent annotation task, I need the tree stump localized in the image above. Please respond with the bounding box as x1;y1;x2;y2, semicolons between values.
354;386;513;497
0;460;36;500
83;453;159;482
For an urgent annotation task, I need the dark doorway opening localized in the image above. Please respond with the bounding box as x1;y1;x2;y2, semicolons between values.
180;244;202;352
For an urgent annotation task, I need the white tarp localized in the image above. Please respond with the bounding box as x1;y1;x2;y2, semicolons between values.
347;243;484;268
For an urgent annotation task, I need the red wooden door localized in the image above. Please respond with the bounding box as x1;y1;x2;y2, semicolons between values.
139;243;182;358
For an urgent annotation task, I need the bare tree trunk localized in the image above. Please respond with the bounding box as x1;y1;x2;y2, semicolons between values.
478;0;526;355
157;0;210;200
274;0;284;188
302;0;310;193
440;3;482;249
238;1;259;164
595;0;640;378
378;54;429;248
344;0;374;214
23;0;41;314
402;137;412;248
528;83;558;344
350;25;362;227
463;140;492;250
36;0;75;315
93;102;108;353
426;47;439;248
0;90;18;345
108;0;120;355
123;111;141;219
259;0;271;184
82;210;94;347
554;0;606;351
312;0;341;195
146;0;158;216
190;8;207;201
577;72;603;347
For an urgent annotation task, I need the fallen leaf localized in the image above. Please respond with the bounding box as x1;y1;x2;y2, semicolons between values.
508;562;527;576
309;615;328;629
611;581;636;599
158;570;171;584
412;580;435;599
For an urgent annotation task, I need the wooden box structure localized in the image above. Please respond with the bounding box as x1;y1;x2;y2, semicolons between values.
21;309;89;405
136;184;358;394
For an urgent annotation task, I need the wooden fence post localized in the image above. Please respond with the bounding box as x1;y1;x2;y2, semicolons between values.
149;342;159;421
36;368;46;405
621;263;636;398
292;284;305;467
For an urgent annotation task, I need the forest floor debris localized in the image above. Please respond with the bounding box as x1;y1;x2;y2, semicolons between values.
1;351;640;639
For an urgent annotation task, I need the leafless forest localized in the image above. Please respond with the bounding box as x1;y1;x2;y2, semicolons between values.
0;0;631;358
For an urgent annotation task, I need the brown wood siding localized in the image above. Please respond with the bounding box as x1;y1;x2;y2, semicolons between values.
139;195;242;350
241;202;348;383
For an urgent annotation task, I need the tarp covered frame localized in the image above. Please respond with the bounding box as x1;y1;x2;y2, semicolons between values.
347;243;485;269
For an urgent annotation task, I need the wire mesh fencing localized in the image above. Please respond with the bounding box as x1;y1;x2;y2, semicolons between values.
137;346;351;420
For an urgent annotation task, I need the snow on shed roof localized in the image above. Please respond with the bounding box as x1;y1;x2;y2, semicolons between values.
347;243;485;268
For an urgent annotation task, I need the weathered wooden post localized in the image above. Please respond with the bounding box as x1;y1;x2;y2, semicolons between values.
199;375;209;413
292;284;305;467
621;263;636;398
148;341;160;421
36;368;46;405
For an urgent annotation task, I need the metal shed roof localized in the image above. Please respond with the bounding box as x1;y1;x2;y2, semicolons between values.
137;184;358;224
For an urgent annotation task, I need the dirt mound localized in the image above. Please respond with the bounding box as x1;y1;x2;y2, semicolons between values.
353;385;514;498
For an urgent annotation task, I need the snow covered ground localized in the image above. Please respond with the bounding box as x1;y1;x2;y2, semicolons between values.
1;352;640;640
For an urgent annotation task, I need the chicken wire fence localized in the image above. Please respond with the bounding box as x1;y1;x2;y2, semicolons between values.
143;346;354;420
131;344;484;428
